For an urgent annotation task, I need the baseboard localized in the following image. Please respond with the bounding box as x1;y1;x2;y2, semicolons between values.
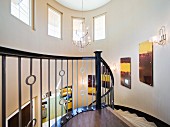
114;105;170;127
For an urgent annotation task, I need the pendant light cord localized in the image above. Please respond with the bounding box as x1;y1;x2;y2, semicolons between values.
82;0;83;18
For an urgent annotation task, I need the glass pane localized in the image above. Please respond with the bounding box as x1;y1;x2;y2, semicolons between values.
48;7;61;38
94;15;105;40
11;0;30;25
73;18;84;41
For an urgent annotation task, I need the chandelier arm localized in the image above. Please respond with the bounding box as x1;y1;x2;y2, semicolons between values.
84;42;90;47
79;38;83;48
73;41;90;48
72;0;91;49
81;31;88;39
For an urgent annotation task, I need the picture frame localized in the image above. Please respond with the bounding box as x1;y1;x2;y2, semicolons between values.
120;57;131;89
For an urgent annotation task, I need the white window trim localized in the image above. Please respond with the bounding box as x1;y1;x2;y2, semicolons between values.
47;4;63;40
93;12;106;41
31;0;35;30
11;0;32;27
72;16;85;41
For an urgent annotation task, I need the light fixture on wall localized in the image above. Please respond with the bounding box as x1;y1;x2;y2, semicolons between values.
159;26;167;45
113;64;117;71
73;0;91;50
111;63;117;71
150;26;167;45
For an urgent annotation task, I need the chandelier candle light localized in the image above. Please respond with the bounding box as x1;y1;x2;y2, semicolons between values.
73;0;92;50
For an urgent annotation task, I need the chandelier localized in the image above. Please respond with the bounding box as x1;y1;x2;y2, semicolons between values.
73;0;91;50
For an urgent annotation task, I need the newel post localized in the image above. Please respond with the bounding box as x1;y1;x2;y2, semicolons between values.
94;51;102;109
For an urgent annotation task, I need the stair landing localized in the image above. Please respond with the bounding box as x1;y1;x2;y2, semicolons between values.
63;107;132;127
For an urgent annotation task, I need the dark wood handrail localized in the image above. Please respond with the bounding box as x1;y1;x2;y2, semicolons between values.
0;46;95;60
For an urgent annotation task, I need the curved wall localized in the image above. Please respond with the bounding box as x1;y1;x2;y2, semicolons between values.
0;0;170;126
0;0;92;56
85;0;170;125
0;1;86;126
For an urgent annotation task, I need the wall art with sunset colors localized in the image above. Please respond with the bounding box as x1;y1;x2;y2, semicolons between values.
139;41;153;86
120;57;131;89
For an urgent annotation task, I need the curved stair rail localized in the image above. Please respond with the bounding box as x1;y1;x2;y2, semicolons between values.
101;57;114;109
0;47;114;127
88;57;114;108
55;52;115;127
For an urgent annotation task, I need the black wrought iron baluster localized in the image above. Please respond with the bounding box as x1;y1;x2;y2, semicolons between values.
66;60;69;119
111;75;114;109
60;59;64;124
18;57;22;127
55;59;57;127
48;59;50;127
105;67;107;105
2;55;6;127
30;58;33;127
72;60;74;113
25;58;37;127
107;69;109;106
101;63;104;105
109;72;112;106
40;59;42;127
86;60;88;109
76;60;78;113
81;60;84;109
91;60;94;109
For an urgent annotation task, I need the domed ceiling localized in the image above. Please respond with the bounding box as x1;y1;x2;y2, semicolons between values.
56;0;111;11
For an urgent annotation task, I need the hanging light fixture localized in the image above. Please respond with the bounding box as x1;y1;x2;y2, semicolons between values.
73;0;91;50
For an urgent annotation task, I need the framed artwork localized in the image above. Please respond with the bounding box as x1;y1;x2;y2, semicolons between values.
88;75;96;95
139;41;153;86
120;57;131;89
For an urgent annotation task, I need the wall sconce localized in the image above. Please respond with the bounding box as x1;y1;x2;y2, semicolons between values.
150;26;167;45
112;63;117;71
159;26;166;45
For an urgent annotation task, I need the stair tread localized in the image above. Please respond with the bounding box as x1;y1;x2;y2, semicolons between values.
120;113;138;117
124;117;157;127
115;109;157;127
123;116;147;121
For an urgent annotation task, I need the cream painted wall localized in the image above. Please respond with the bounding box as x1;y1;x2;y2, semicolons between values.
85;0;170;125
0;0;93;126
0;0;170;126
0;0;94;56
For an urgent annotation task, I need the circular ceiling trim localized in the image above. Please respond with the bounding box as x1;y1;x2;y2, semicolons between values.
55;0;111;11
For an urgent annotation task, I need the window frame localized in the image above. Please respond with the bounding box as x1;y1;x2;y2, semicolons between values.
11;0;32;26
72;16;85;41
93;13;106;41
47;4;63;39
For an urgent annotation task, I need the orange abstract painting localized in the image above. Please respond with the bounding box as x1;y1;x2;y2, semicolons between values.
120;57;131;89
139;41;153;86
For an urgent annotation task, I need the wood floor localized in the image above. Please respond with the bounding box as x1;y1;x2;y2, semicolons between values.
63;108;130;127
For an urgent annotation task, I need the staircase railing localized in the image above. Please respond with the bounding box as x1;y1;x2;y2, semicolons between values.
0;46;114;127
101;57;114;109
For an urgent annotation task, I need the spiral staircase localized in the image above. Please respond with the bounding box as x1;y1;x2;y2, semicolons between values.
0;46;168;127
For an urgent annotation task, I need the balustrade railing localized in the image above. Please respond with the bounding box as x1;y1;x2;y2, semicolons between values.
0;46;114;127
